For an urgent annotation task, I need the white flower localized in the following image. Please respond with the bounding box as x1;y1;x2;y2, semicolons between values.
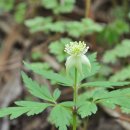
64;41;91;74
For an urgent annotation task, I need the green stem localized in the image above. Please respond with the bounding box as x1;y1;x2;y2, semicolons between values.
73;68;78;130
74;68;77;105
73;113;77;130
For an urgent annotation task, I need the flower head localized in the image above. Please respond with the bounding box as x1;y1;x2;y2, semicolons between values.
65;41;89;56
64;41;91;74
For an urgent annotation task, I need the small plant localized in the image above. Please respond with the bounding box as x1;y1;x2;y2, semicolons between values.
103;39;130;82
0;41;130;130
98;20;129;44
49;38;72;62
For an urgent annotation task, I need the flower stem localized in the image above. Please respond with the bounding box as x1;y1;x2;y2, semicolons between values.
74;68;77;104
73;113;77;130
73;68;78;130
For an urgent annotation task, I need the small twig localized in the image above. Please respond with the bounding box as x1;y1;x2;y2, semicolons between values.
0;62;21;72
43;54;62;71
85;0;91;18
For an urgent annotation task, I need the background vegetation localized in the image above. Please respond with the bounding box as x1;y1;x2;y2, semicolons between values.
0;0;130;130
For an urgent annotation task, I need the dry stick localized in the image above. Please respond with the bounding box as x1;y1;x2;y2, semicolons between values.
43;54;61;71
0;26;22;83
0;23;27;69
112;0;117;7
85;0;91;18
123;0;129;17
84;1;92;129
0;27;21;66
92;0;111;22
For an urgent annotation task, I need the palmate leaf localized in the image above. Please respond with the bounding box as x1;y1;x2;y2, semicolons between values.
0;101;51;119
66;21;84;38
53;0;75;14
48;104;72;130
82;18;103;34
81;81;130;88
41;0;58;9
25;17;52;33
21;71;55;103
109;65;130;81
24;62;73;87
100;97;130;110
41;0;75;14
94;88;130;100
44;21;65;33
77;101;97;118
94;88;130;109
78;89;103;102
103;39;130;64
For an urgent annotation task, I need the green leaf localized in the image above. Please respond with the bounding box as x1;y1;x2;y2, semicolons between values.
60;101;74;108
77;101;97;118
101;100;116;109
78;90;108;108
99;20;129;44
103;39;130;64
82;18;103;34
94;88;130;100
78;89;105;102
48;105;72;130
109;65;130;81
81;81;130;88
24;62;73;87
14;2;27;23
100;97;130;109
53;88;61;101
66;18;103;38
25;17;102;36
0;0;14;12
49;38;72;62
121;107;130;114
41;0;58;9
25;17;52;33
0;101;51;119
94;88;130;109
68;53;100;83
41;0;75;14
21;71;55;102
43;21;65;33
66;21;84;38
25;62;50;70
31;52;43;60
53;0;75;14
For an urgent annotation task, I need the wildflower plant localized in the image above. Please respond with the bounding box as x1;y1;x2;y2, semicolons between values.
0;41;130;130
64;41;91;74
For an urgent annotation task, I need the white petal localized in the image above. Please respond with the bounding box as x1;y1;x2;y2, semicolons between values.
75;60;83;75
81;55;91;71
65;56;76;73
